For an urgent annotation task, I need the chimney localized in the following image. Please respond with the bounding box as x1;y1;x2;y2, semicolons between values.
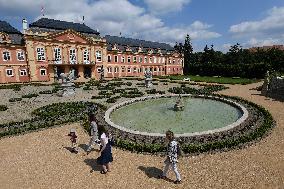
22;19;28;34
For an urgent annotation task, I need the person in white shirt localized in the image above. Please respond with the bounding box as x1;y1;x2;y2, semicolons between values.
97;126;114;174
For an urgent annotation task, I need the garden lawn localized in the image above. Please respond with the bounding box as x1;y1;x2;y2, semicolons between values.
156;75;260;84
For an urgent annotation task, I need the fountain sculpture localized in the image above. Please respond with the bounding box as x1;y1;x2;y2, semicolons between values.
58;69;76;96
144;69;153;88
173;95;184;111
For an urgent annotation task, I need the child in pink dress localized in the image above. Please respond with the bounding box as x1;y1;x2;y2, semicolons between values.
67;128;79;154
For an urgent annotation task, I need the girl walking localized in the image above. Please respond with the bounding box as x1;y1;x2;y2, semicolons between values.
160;130;182;184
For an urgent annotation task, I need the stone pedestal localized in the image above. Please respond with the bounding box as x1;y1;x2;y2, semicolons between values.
145;78;153;88
57;82;76;97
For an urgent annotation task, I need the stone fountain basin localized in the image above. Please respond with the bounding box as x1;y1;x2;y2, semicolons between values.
104;94;248;137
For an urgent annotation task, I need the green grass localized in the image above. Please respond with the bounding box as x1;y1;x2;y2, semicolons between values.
155;75;260;84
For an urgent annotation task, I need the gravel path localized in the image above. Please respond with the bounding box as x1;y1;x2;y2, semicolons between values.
0;82;283;189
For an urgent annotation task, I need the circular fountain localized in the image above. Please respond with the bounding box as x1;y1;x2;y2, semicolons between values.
105;94;248;137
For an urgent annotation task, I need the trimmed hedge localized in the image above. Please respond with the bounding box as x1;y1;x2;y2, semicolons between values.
0;105;8;111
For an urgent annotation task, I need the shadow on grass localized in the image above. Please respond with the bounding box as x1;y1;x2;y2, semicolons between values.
84;158;101;173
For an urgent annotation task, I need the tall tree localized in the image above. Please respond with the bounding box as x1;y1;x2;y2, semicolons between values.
183;34;194;74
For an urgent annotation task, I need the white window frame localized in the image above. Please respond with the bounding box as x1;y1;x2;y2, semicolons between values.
114;67;119;73
97;67;101;73
149;57;152;63
36;47;45;61
173;59;175;64
121;66;125;72
144;56;147;63
96;50;102;62
107;67;112;73
162;57;165;63
17;51;25;61
127;56;131;63
128;67;131;73
83;49;90;64
114;55;118;63
40;68;47;76
121;56;125;63
133;56;137;63
3;51;11;61
133;67;137;72
20;69;27;76
153;56;156;63
53;48;62;64
169;59;172;64
69;48;76;64
108;55;111;62
139;57;143;63
6;69;13;77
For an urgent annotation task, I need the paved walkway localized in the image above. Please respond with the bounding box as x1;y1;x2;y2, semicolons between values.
0;82;283;189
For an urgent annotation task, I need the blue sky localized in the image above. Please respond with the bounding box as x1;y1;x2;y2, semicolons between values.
1;0;284;52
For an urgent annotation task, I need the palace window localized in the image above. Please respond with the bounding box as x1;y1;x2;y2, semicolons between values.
121;56;125;63
128;67;131;73
121;66;125;72
133;56;137;63
40;68;47;76
169;59;171;64
96;50;102;62
173;59;175;64
6;69;13;76
107;67;112;73
144;56;147;63
83;49;90;64
20;69;27;76
69;49;76;64
3;51;11;61
139;57;143;63
162;57;165;63
36;47;45;61
114;67;119;73
133;67;137;72
149;57;152;63
154;67;157;72
158;57;161;64
54;48;62;62
114;55;118;63
17;51;25;61
153;56;156;63
97;67;101;73
108;55;111;62
127;56;131;63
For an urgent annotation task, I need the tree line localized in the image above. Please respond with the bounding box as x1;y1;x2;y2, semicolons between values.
175;35;284;78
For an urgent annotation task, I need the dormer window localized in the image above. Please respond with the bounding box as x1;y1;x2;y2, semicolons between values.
3;51;11;61
17;51;25;61
36;47;45;61
83;49;90;64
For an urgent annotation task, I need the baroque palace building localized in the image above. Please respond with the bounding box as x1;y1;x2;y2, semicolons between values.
0;18;183;83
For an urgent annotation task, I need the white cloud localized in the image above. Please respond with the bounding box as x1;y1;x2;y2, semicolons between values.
229;6;284;37
144;0;191;14
247;37;284;47
0;0;221;45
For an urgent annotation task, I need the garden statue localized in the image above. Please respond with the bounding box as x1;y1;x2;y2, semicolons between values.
144;69;153;88
174;94;184;111
261;71;270;95
57;69;76;97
